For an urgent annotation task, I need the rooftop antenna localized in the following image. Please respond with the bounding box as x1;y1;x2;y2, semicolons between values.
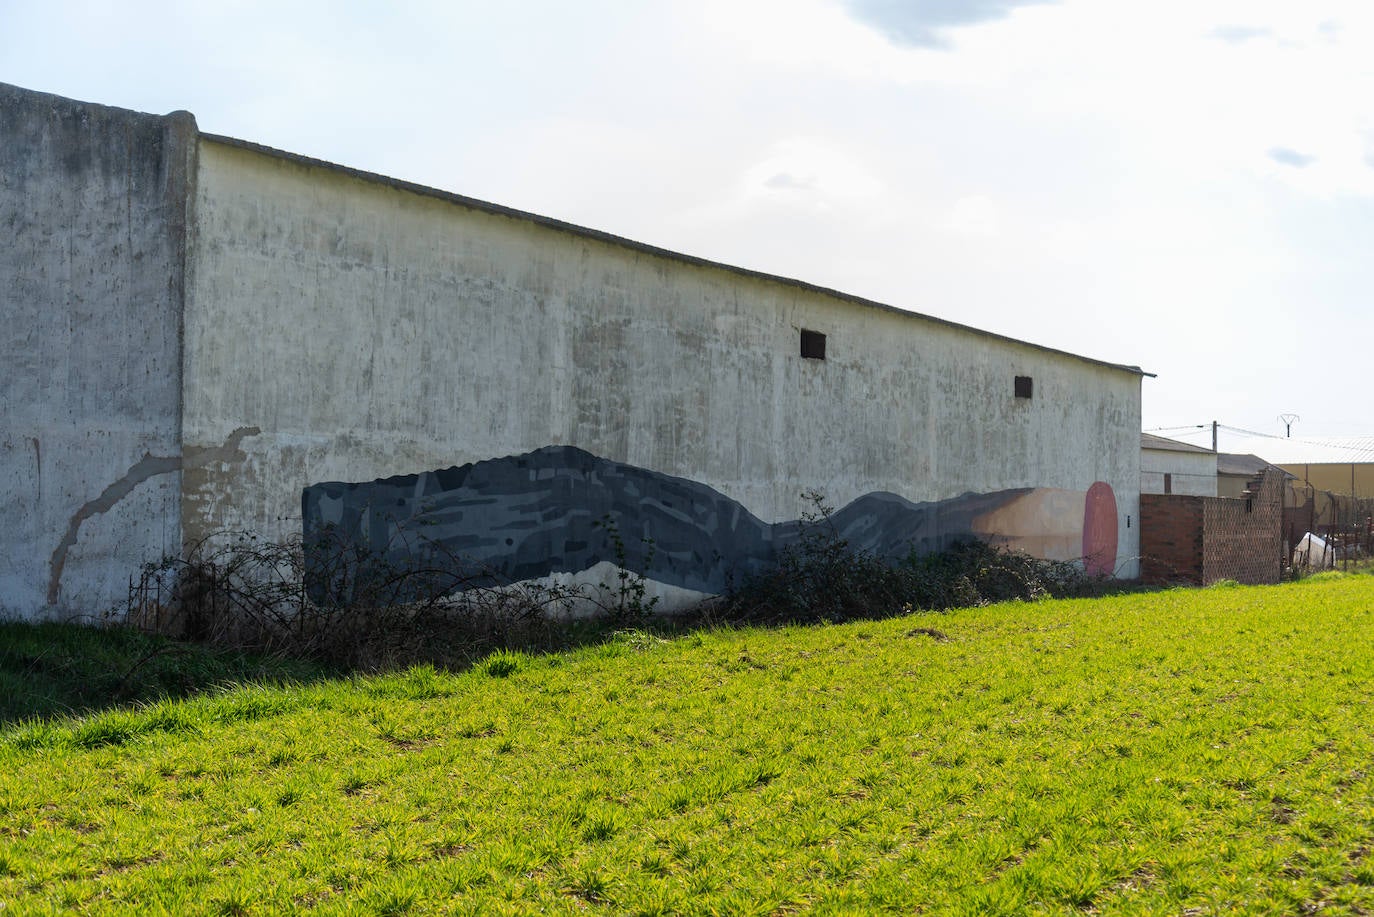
1278;413;1300;438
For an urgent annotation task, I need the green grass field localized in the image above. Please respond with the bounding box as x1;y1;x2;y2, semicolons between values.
3;574;1373;914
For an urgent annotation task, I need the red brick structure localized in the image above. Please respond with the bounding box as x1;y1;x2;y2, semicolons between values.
1139;493;1204;583
1140;468;1283;585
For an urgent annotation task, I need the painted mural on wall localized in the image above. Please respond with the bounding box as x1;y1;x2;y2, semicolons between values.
974;480;1118;577
301;445;1119;601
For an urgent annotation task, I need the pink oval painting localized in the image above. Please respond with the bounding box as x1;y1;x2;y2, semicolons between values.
1082;481;1118;577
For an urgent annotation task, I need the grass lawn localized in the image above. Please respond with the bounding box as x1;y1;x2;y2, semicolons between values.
2;574;1373;914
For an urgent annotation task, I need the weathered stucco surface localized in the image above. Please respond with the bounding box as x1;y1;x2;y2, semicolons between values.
0;84;194;618
184;138;1142;586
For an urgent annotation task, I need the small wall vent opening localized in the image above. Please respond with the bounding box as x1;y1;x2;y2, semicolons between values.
1014;375;1033;399
800;329;826;360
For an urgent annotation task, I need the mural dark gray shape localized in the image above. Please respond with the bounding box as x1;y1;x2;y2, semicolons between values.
302;445;1033;601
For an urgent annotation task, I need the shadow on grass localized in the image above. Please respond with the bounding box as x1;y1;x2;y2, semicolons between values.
0;621;335;727
0;615;679;728
1;545;1158;728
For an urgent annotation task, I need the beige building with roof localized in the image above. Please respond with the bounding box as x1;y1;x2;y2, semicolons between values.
1212;434;1374;499
1215;453;1282;500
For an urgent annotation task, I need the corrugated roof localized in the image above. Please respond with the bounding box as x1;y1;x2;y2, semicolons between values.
1216;453;1295;479
1141;432;1215;454
1209;434;1374;466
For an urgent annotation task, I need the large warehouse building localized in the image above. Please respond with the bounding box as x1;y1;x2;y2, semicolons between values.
1;83;1148;620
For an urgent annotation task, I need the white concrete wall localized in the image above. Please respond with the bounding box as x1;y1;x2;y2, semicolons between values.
1141;448;1217;497
0;85;193;620
184;139;1142;580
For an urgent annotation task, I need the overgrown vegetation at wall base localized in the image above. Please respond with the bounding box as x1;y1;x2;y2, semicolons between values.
124;511;1105;671
720;492;1109;625
126;531;622;673
5;577;1374;913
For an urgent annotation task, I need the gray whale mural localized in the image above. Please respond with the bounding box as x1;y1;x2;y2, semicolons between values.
302;445;1117;601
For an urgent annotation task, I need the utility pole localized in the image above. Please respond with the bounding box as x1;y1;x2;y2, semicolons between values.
1279;413;1300;438
1212;420;1218;453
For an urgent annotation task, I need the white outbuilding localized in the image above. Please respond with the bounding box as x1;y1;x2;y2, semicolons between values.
1140;433;1217;497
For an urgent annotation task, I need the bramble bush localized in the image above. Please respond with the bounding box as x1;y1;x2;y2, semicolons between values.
716;491;1111;625
125;530;588;672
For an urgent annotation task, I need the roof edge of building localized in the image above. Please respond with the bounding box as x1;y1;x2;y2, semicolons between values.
1141;433;1216;454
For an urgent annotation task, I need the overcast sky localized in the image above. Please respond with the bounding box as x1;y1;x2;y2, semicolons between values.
5;0;1372;438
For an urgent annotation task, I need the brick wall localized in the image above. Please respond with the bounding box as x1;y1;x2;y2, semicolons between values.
1202;468;1283;585
1140;494;1205;583
1140;468;1283;586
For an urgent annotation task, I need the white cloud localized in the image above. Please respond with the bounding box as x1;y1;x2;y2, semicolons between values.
839;0;1055;49
947;195;1003;238
739;139;885;206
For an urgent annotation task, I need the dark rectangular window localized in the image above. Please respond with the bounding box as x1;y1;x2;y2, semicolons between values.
1014;375;1033;398
800;329;826;360
1164;473;1173;494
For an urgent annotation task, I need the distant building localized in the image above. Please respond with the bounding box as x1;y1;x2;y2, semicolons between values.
1215;438;1374;548
1141;433;1216;497
1187;433;1373;497
1273;440;1374;500
1216;453;1284;499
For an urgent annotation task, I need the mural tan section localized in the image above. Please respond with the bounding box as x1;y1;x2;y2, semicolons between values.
973;489;1088;565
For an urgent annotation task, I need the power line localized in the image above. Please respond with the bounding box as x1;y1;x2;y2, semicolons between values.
1217;424;1287;440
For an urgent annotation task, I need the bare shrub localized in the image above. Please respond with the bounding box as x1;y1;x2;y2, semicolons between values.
126;530;589;671
124;490;1121;668
718;492;1110;625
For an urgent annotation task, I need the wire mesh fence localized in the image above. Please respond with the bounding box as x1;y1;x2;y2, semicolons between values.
1283;479;1374;572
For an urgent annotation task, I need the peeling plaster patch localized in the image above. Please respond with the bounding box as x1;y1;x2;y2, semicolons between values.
46;454;180;604
46;426;260;604
183;425;262;468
